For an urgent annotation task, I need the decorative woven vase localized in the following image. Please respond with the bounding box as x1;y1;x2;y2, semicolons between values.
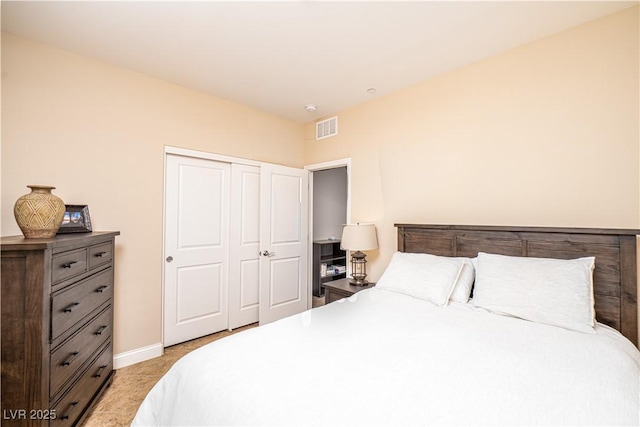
14;185;66;238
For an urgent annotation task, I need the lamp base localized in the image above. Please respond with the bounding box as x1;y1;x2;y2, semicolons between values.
349;277;370;286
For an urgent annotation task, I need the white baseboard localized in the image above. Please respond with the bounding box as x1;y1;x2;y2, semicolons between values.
113;342;164;369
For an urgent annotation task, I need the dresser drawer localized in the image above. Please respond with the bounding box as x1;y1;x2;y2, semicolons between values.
51;268;113;342
50;306;112;400
89;242;113;270
52;248;88;284
51;341;113;427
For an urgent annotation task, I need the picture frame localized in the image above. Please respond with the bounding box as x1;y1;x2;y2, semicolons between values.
57;205;93;234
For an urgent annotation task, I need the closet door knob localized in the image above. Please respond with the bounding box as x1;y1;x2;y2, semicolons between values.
262;251;276;257
166;256;173;263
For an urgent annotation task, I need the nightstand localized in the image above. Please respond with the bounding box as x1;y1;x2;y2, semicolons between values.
322;277;375;304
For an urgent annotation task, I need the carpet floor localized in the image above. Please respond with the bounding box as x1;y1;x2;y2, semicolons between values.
82;296;325;426
81;324;256;426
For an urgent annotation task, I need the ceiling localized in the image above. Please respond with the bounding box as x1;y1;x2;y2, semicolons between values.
2;1;636;123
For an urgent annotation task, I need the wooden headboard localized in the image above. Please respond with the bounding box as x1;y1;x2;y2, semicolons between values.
396;224;639;346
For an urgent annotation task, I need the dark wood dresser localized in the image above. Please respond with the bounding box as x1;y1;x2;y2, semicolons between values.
1;231;119;427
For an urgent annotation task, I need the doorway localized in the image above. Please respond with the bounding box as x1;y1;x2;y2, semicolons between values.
306;159;351;308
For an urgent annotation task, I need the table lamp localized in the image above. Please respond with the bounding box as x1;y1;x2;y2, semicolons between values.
341;223;378;286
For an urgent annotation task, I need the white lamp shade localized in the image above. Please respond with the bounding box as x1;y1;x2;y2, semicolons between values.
341;224;378;251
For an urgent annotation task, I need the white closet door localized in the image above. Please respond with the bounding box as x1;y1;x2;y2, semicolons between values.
164;154;230;347
259;163;309;324
229;164;261;330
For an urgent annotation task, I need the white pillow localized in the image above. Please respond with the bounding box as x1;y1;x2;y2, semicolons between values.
473;252;596;334
449;258;475;303
376;252;464;306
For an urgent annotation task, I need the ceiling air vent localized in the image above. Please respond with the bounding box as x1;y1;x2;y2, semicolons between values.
316;116;338;140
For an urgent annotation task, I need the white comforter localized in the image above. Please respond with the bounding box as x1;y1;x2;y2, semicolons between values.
132;289;640;426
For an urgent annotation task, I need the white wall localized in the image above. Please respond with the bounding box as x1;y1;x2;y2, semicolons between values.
313;167;348;241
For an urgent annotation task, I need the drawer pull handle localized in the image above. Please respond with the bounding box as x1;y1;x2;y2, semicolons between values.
61;351;80;366
96;285;108;293
63;302;80;313
93;364;108;378
60;401;79;420
62;261;78;269
95;325;108;335
94;251;108;258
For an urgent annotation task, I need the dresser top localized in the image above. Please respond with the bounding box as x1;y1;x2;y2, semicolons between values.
1;231;120;251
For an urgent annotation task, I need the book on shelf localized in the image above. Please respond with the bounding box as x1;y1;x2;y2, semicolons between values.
333;265;346;274
321;264;346;278
320;263;327;277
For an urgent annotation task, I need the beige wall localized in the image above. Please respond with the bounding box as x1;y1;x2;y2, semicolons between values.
2;6;639;356
1;33;304;354
304;7;640;283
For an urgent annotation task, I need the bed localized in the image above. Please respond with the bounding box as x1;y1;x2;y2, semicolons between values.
132;224;640;426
